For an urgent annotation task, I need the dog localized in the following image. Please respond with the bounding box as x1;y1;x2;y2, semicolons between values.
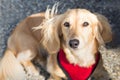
0;5;112;80
40;8;112;80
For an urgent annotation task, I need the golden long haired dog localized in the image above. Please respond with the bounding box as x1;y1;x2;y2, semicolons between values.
40;8;112;79
0;5;112;80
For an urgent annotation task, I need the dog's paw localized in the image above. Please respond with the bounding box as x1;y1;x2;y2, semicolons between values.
48;76;63;80
26;73;45;80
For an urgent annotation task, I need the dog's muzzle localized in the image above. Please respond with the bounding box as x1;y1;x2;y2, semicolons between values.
69;39;79;48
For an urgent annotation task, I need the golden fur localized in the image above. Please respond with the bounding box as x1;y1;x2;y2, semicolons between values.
0;5;112;80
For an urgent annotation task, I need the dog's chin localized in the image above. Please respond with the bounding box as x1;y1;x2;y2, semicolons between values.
78;57;96;68
63;45;96;67
72;50;96;67
63;41;97;67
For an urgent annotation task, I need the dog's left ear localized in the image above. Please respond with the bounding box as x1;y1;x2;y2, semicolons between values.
94;13;112;46
41;15;64;54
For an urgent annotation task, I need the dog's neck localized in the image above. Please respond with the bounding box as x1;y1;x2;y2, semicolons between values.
62;39;98;67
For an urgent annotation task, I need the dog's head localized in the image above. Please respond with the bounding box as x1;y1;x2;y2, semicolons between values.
41;9;112;66
42;9;112;53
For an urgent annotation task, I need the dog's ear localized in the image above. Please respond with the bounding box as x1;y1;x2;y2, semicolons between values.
41;15;64;54
94;13;112;46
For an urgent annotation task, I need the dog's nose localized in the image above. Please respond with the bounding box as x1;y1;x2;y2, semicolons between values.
69;39;79;48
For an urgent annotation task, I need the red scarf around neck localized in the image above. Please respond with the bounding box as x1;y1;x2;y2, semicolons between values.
57;49;100;80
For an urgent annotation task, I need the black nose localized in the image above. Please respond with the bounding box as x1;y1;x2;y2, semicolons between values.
69;39;79;48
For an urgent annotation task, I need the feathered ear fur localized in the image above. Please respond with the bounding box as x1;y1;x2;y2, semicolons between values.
41;15;64;54
33;3;64;54
94;13;112;46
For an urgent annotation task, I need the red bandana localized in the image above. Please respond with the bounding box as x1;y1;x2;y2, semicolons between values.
57;49;100;80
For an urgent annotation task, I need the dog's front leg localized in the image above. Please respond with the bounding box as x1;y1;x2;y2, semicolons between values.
47;54;66;80
17;50;39;76
21;61;39;76
91;58;110;80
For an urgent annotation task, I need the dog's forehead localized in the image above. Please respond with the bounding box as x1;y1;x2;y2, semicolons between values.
64;9;97;24
66;9;91;16
65;9;95;19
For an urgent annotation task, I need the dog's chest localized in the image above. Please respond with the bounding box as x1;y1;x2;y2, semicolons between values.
57;49;100;80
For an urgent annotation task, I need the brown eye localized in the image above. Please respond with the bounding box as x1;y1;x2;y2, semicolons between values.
64;22;70;27
83;22;89;27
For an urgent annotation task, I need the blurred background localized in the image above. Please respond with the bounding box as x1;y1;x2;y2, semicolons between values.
0;0;120;79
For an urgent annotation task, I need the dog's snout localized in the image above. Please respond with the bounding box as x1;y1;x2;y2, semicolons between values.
69;39;79;48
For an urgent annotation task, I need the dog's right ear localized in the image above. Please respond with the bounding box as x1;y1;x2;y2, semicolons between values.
94;13;112;46
41;15;64;54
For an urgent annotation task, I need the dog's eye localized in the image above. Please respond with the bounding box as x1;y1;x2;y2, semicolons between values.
83;22;89;27
64;22;70;27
